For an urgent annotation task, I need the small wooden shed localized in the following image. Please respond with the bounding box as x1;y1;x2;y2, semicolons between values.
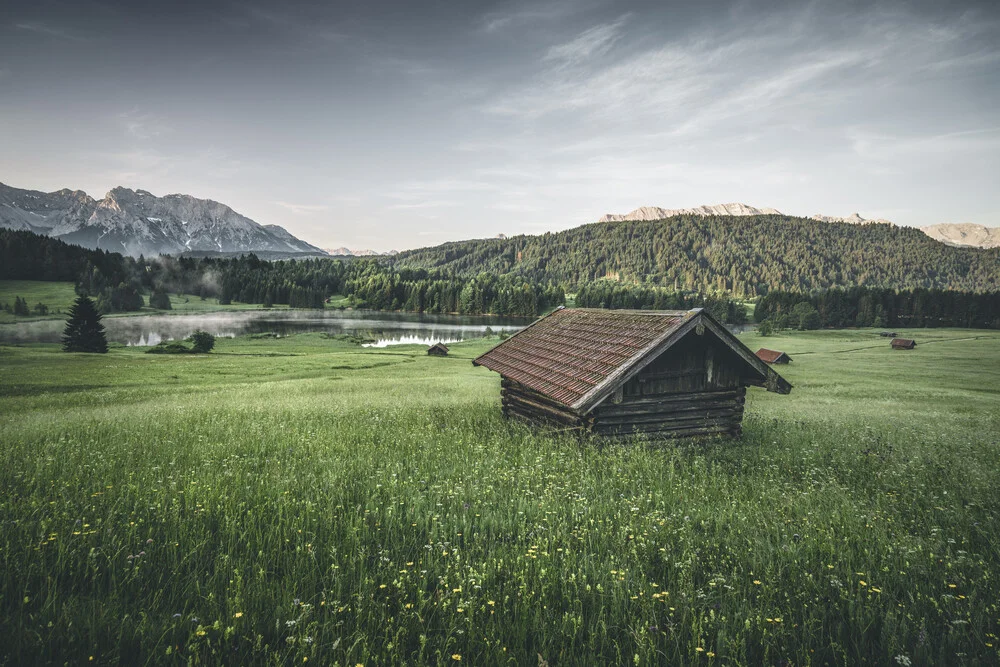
473;307;791;439
756;348;791;364
427;342;449;356
891;338;916;350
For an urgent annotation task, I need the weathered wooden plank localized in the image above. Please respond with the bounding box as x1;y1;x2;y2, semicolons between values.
595;399;744;418
595;406;743;426
620;388;745;407
595;413;741;432
502;379;585;413
504;392;585;427
637;369;704;381
599;388;745;409
505;402;571;425
597;423;737;439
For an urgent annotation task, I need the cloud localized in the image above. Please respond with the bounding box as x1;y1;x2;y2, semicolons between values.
242;5;349;44
274;201;330;214
97;146;247;185
543;13;631;66
14;21;86;42
478;0;605;34
117;108;172;140
385;200;459;210
481;1;999;142
847;127;1000;161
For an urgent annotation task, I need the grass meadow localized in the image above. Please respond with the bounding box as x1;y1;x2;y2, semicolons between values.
1;327;999;665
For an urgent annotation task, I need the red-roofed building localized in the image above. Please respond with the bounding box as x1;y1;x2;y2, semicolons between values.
756;348;791;364
473;307;791;439
891;338;916;350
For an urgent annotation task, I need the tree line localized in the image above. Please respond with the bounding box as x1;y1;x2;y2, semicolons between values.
574;281;748;324
5;227;1000;327
0;230;564;317
755;287;1000;330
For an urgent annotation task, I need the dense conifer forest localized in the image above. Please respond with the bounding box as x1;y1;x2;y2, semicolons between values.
395;215;1000;294
4;216;1000;326
755;287;1000;329
0;230;563;317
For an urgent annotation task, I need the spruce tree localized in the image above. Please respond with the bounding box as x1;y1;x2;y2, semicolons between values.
62;295;108;353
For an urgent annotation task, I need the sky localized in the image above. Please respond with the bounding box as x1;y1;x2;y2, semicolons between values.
1;0;998;251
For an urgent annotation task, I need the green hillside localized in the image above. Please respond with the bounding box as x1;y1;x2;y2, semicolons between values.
395;215;1000;295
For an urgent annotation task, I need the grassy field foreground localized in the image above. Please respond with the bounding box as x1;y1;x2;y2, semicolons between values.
1;328;999;665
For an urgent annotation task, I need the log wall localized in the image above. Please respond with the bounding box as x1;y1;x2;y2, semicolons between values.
501;379;590;431
591;387;746;438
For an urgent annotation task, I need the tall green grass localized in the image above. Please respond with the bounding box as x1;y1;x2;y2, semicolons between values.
1;329;998;665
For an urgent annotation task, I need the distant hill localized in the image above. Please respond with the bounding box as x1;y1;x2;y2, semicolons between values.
0;182;325;258
396;213;1000;295
600;203;998;249
921;223;1000;249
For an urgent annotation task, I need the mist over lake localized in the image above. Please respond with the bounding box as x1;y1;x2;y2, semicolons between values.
0;310;527;347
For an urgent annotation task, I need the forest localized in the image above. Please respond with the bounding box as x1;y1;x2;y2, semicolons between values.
5;222;1000;326
0;230;563;318
395;214;1000;295
755;287;1000;329
574;280;748;324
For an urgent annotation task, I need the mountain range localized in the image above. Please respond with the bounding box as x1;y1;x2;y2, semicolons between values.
3;181;997;260
323;247;399;257
0;182;325;258
920;223;1000;249
599;204;995;247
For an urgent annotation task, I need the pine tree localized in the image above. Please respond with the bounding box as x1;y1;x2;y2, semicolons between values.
62;295;108;353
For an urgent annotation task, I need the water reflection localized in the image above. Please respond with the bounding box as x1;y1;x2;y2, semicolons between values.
0;309;527;347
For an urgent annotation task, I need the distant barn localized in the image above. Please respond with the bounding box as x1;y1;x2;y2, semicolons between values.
473;308;791;439
427;342;449;356
891;338;916;350
879;331;899;338
756;348;791;364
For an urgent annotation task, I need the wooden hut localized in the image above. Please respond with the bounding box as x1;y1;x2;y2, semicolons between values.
891;338;916;350
427;342;449;357
472;307;791;439
756;348;791;364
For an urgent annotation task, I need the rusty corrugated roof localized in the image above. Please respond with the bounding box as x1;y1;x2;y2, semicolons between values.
473;308;694;410
755;348;788;363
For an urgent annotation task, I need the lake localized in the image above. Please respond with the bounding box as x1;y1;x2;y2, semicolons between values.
0;310;529;347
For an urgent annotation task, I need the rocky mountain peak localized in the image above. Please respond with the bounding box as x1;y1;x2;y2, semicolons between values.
0;181;326;257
